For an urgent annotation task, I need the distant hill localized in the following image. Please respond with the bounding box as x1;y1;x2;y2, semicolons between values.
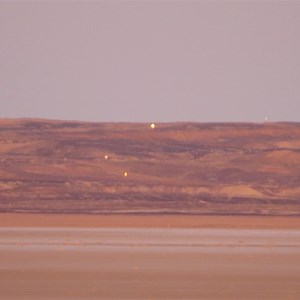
0;119;299;216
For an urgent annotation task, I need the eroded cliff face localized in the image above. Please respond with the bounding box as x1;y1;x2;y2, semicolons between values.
0;119;299;215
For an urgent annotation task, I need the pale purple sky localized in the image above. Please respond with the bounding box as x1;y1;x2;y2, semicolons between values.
1;1;299;122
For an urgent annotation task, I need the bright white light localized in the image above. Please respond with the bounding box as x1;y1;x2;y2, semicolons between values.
150;123;155;129
124;172;128;177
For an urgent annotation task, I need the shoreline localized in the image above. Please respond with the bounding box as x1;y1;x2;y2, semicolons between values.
1;213;300;229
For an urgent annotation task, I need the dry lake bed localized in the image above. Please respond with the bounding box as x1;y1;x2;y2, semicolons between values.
1;227;300;299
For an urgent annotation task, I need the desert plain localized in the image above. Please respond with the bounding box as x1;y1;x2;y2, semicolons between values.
0;119;300;299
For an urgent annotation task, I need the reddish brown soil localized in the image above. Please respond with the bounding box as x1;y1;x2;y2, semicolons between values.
1;213;300;229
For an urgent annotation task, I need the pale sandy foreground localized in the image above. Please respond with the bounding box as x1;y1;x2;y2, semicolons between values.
0;227;300;299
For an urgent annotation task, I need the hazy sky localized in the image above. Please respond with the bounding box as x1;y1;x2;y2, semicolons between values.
1;1;299;122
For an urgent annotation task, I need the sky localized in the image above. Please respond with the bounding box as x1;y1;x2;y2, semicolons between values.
0;1;299;123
